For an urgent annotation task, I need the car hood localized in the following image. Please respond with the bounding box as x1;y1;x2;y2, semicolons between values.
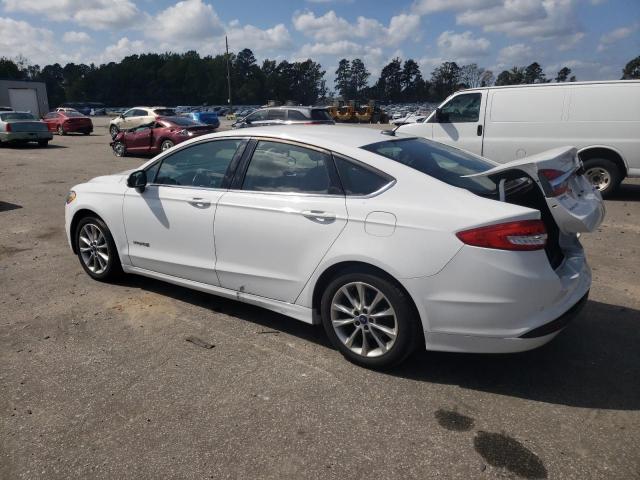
88;171;131;184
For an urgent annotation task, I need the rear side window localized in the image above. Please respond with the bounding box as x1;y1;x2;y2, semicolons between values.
268;109;286;120
362;137;496;195
153;108;176;116
132;109;148;116
334;155;393;196
439;93;481;123
242;140;338;194
154;139;243;188
311;109;332;121
287;110;307;120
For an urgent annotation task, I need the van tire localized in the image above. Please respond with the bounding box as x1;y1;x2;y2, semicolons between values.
582;158;622;197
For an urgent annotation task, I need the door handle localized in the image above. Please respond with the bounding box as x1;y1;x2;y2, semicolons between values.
477;124;483;136
188;197;210;208
301;210;336;223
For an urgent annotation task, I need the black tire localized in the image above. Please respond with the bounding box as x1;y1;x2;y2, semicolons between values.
83;131;91;135
320;270;420;369
74;216;122;282
38;140;49;147
112;141;126;157
57;125;66;136
582;157;622;198
109;125;119;139
160;139;174;151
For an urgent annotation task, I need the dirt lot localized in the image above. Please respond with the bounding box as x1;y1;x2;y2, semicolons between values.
1;117;639;479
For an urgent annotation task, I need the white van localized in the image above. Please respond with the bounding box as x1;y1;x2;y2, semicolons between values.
397;80;640;196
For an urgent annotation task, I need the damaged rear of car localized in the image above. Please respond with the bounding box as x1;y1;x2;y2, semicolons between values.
363;137;604;353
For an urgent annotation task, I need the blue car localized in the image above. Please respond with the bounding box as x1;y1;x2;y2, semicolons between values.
185;111;220;129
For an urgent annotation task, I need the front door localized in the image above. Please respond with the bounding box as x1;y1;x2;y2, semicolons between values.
122;138;246;284
431;91;486;156
126;126;154;153
214;139;347;302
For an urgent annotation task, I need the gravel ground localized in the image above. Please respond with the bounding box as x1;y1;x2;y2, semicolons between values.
1;117;639;479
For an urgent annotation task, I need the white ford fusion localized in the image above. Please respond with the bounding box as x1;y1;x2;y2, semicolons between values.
65;126;604;368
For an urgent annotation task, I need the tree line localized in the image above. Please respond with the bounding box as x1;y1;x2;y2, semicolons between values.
1;50;638;108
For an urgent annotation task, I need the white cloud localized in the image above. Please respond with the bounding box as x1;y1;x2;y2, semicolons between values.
457;0;547;28
292;10;420;46
63;31;92;43
412;0;499;14
98;37;148;64
226;24;292;54
597;24;638;51
2;0;139;30
147;0;224;42
497;43;533;65
437;30;491;60
0;16;55;65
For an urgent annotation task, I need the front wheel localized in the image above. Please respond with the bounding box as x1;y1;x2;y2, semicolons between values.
57;125;66;136
75;216;122;281
112;141;126;157
160;139;174;151
109;125;119;139
582;158;622;198
321;271;419;369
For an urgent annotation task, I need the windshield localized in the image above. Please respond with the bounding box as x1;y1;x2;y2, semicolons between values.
362;137;496;195
1;112;37;121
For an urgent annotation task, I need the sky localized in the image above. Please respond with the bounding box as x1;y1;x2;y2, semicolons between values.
1;0;639;86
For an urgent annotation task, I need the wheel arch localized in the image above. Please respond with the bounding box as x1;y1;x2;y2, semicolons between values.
69;208;105;254
310;261;422;330
577;146;628;178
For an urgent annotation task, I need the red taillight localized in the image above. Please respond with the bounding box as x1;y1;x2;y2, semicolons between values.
6;123;11;132
540;168;569;196
456;220;548;251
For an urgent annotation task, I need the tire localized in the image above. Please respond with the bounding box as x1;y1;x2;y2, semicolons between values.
74;216;122;282
38;140;49;147
321;270;420;369
57;125;66;136
582;157;622;198
112;141;126;157
83;131;90;135
160;139;174;151
109;125;119;139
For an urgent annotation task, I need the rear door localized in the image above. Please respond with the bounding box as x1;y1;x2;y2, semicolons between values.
431;91;486;156
471;146;605;233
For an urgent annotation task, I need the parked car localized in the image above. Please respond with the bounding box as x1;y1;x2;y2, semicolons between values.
110;116;216;157
55;107;80;114
184;111;220;129
109;106;176;138
398;80;640;196
59;102;106;116
44;111;93;135
232;106;334;128
0;111;52;147
65;126;603;368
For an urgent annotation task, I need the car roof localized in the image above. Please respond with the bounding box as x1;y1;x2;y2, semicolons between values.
257;106;325;111
210;125;399;149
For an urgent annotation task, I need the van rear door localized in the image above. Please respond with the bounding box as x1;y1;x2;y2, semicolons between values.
469;146;604;233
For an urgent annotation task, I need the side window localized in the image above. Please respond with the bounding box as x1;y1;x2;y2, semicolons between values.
123;109;136;118
268;109;286;121
154;139;243;188
438;93;482;123
133;109;147;117
334;155;393;196
287;110;307;121
246;110;267;122
242;141;338;194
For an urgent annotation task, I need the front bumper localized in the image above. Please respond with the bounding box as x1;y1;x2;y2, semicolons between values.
0;131;53;142
403;243;592;353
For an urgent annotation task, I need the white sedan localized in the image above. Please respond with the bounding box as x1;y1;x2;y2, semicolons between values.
65;126;604;368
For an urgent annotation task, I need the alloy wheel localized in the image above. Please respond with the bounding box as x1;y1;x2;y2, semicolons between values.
330;282;398;358
78;223;109;275
113;142;125;157
161;140;174;151
585;166;611;191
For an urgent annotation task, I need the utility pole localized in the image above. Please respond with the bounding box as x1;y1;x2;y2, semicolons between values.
225;35;232;114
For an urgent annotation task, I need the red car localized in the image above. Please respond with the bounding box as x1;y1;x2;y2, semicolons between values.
43;111;93;135
110;116;216;157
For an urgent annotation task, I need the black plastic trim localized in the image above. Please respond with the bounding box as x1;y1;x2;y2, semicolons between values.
519;292;589;338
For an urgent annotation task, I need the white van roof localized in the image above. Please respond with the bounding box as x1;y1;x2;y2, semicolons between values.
462;79;640;93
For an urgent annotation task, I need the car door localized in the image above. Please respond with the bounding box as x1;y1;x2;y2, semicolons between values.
43;113;58;131
126;126;154;153
214;139;348;302
120;109;138;129
128;109;151;129
431;91;486;156
122;138;246;284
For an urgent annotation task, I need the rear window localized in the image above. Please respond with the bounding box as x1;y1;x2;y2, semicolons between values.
362;137;496;195
1;112;36;121
334;155;393;195
153;108;176;116
65;112;84;117
311;109;332;121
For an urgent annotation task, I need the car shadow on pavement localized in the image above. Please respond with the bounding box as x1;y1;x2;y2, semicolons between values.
608;182;640;201
1;143;67;150
394;300;640;411
117;275;640;410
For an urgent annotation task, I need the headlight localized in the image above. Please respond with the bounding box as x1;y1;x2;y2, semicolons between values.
65;190;76;204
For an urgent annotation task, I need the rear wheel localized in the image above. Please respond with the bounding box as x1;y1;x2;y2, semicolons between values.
161;139;174;151
75;216;122;281
582;158;622;197
109;125;119;139
321;271;419;369
112;141;126;157
57;125;66;136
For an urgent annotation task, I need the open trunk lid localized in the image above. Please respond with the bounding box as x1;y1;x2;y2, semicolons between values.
468;147;605;234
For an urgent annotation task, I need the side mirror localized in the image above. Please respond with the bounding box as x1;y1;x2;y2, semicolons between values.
127;170;147;192
119;114;124;119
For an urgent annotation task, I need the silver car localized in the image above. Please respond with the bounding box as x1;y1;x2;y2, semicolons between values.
0;111;53;147
232;106;334;128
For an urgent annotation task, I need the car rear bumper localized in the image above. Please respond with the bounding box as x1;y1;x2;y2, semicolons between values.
402;242;592;353
64;124;93;132
0;131;53;142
